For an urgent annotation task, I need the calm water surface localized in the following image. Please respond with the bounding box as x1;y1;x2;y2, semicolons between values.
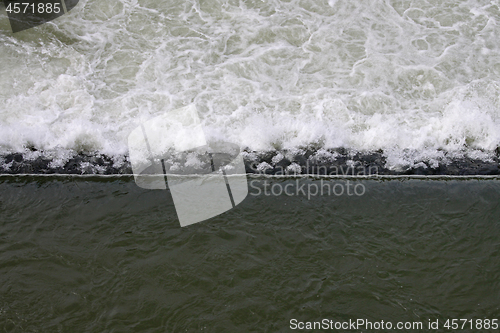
0;177;499;332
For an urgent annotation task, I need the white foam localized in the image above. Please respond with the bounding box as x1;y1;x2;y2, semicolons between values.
0;0;499;169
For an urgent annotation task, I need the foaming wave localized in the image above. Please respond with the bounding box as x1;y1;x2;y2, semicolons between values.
0;0;499;170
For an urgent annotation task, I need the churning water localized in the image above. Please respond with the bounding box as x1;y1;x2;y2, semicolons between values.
1;0;500;169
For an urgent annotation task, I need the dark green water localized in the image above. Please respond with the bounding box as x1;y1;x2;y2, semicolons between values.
1;177;499;332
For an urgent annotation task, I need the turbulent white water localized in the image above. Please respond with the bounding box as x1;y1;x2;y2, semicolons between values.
1;0;499;169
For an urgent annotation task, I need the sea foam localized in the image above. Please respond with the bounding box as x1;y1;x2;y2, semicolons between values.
0;0;499;171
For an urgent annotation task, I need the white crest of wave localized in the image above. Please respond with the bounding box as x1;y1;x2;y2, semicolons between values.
0;0;499;169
